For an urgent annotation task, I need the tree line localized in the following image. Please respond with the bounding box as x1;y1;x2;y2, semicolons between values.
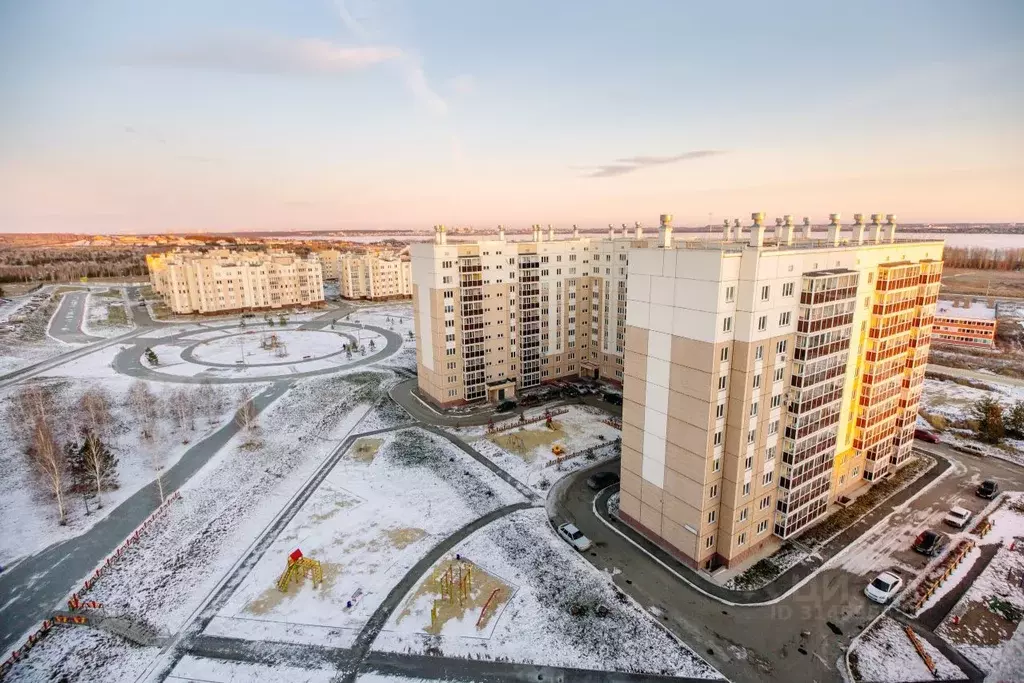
943;246;1024;271
0;247;150;283
7;381;260;525
971;397;1024;445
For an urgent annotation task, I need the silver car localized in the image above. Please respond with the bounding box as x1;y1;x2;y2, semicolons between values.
557;522;593;552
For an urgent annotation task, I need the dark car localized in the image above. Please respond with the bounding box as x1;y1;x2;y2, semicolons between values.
563;386;580;398
495;400;517;413
976;480;1000;499
520;395;541;407
541;388;562;401
602;391;623;406
913;530;949;557
913;429;940;444
587;471;620;490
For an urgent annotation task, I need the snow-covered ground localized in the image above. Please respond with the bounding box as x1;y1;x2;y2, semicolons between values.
455;405;621;493
935;495;1024;674
0;343;266;565
919;377;1024;467
83;289;134;338
1;372;393;682
850;615;964;682
191;329;359;365
167;655;338;682
915;544;983;615
206;426;525;649
373;507;721;679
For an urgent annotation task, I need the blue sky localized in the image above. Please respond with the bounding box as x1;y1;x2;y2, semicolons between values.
1;0;1022;233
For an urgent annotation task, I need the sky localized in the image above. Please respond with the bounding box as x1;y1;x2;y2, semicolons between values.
1;0;1022;234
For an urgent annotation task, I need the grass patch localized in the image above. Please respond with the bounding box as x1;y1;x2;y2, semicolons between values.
919;411;949;432
53;285;87;295
107;303;128;325
97;287;122;298
725;543;805;591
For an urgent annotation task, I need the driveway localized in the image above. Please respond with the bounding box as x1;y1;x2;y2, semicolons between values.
48;290;103;344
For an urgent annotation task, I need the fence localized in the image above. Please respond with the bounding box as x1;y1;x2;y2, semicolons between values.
487;408;569;434
904;538;976;613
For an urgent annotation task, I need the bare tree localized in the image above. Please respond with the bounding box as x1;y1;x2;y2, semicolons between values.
27;418;69;525
235;386;261;445
78;388;112;437
81;429;118;507
166;387;197;440
10;384;57;444
127;380;159;439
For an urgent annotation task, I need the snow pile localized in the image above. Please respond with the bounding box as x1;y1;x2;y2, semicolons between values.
206;427;525;649
373;508;721;679
850;616;964;682
915;545;983;615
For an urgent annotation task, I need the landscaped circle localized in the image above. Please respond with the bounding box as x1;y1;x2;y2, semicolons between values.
189;329;354;367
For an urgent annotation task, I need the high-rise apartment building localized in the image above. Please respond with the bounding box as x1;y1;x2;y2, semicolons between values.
411;223;654;406
146;249;324;314
618;213;942;570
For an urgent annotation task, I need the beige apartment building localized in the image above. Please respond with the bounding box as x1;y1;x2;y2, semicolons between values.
618;213;942;570
146;249;325;314
411;223;654;406
316;250;413;301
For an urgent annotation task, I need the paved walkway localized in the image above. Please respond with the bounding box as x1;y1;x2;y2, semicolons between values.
0;382;290;653
927;363;1024;388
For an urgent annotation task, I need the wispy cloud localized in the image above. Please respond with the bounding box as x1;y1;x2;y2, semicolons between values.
133;34;401;75
447;74;475;95
336;0;449;116
579;150;728;178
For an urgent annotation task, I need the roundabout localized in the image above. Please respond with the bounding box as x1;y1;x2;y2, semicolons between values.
114;320;405;384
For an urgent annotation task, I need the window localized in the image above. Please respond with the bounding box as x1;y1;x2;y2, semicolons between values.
760;285;770;301
742;482;751;496
773;367;784;382
713;430;723;446
709;484;719;498
766;445;776;460
716;403;725;419
779;311;791;326
759;495;772;510
768;420;779;435
725;286;736;302
739;507;749;522
782;282;794;297
762;472;773;486
737;532;747;546
755;344;763;360
718;375;728;390
748;429;756;444
753;374;761;389
705;535;715;549
750;402;759;417
757;315;767;331
757;519;769;534
713;457;721;472
720;347;729;362
708;510;717;524
744;455;753;470
770;394;781;409
723;316;733;332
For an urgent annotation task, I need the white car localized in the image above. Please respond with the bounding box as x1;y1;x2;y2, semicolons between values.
944;506;973;529
557;523;593;552
864;571;904;604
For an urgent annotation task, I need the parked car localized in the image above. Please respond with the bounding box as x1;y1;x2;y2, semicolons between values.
540;388;562;401
586;471;620;490
976;480;1000;499
572;383;593;395
943;506;973;529
520;395;541;407
952;442;986;457
864;570;904;604
912;530;949;557
563;386;581;398
602;391;623;406
913;429;940;444
495;400;517;413
557;523;593;552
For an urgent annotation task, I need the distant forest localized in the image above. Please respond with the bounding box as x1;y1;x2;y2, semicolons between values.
0;248;149;283
943;247;1024;271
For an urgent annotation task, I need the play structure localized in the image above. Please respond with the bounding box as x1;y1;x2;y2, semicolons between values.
430;559;473;628
260;333;289;358
551;444;566;456
276;548;323;592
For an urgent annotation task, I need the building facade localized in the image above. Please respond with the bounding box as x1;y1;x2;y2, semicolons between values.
146;249;325;314
316;250;413;301
411;223;654;406
932;299;997;347
617;213;943;570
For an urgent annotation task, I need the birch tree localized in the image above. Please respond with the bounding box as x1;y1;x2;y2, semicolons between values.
127;380;159;439
28;418;69;525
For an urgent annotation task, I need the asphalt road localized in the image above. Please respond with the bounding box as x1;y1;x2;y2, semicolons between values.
927;363;1024;388
550;444;1024;683
48;290;103;344
0;382;291;655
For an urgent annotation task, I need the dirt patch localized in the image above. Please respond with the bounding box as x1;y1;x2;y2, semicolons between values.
244;560;343;615
941;268;1024;298
396;557;513;635
489;422;565;462
352;437;383;463
945;599;1018;646
308;495;359;524
386;527;426;549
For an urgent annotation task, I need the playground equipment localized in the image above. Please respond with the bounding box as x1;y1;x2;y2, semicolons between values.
551;444;566;456
430;559;473;629
477;588;502;628
277;549;323;592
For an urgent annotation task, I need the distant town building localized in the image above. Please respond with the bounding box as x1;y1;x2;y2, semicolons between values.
146;248;324;314
316;250;412;300
932;299;997;347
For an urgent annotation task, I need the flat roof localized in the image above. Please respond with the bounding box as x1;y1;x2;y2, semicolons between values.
935;300;996;321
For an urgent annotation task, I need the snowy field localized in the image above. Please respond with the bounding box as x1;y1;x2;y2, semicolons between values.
373;507;721;679
1;372;395;682
850;616;964;682
935;495;1024;674
205;426;524;649
0;343;267;564
456;405;621;493
920;377;1024;423
190;329;353;364
167;656;338;683
83;289;134;338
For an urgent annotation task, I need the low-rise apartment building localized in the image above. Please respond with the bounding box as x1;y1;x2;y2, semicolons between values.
316;250;412;300
932;299;996;347
146;249;324;314
617;213;943;570
411;223;654;406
